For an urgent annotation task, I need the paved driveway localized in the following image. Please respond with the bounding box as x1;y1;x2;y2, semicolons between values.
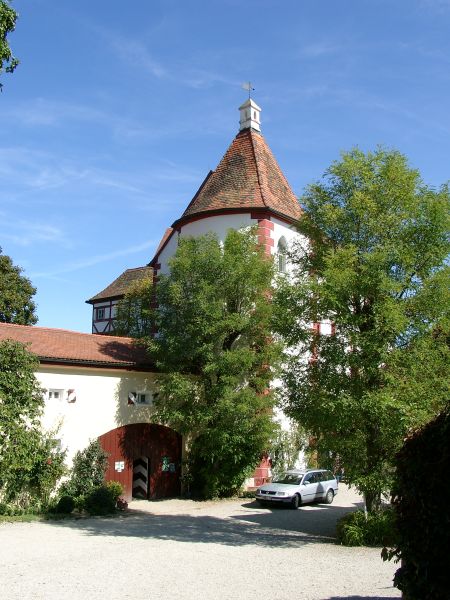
0;485;400;600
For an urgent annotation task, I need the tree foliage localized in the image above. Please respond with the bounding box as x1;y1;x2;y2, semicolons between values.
268;423;306;478
149;229;281;498
0;248;37;325
0;1;18;90
275;147;450;511
114;276;153;338
0;340;66;505
386;408;450;599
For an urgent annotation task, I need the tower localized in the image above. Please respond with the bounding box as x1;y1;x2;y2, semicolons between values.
150;98;302;279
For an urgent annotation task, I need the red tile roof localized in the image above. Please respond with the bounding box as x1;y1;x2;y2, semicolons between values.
177;128;302;224
87;266;153;304
0;323;153;369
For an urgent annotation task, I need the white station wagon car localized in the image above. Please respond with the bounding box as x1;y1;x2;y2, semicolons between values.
255;469;338;509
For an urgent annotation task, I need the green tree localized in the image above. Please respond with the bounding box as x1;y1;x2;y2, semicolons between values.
149;229;281;498
114;276;153;338
0;0;18;91
0;340;65;505
275;147;450;512
0;248;37;324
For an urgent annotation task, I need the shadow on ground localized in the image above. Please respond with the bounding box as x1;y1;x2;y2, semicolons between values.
44;498;366;549
327;597;399;600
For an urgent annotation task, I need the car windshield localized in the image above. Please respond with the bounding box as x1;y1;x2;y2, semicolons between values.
273;473;303;485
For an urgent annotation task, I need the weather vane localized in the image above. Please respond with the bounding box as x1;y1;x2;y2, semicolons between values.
242;81;255;99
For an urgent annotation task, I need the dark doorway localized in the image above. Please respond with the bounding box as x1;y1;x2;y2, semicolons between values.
132;456;149;498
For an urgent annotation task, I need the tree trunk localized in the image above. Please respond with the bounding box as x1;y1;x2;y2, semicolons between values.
364;489;382;513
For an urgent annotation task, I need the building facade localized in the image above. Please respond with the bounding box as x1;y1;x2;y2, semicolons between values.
0;322;180;501
2;98;309;499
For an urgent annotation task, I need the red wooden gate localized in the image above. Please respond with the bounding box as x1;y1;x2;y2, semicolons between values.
98;423;182;501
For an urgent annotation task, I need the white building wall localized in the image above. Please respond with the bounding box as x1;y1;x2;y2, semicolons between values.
158;213;306;275
180;213;254;241
272;218;300;250
158;232;180;275
38;366;157;466
158;213;255;275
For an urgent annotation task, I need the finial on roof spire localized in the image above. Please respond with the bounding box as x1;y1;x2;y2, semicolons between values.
238;97;261;132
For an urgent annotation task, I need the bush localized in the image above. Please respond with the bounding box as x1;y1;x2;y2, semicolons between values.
73;494;86;511
105;480;123;502
55;495;75;514
336;507;397;547
84;485;117;516
62;440;109;498
387;409;450;600
0;503;30;517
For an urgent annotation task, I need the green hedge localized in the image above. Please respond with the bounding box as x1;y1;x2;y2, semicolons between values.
389;409;450;600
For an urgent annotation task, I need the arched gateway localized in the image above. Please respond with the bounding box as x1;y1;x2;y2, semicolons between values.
99;423;182;501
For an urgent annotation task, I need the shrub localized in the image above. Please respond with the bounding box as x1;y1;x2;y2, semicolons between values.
55;495;75;514
105;480;123;502
62;440;109;498
84;485;117;516
386;409;450;600
336;507;397;547
0;503;28;517
73;494;86;511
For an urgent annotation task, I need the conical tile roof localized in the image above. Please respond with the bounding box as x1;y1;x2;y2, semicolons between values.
177;128;302;224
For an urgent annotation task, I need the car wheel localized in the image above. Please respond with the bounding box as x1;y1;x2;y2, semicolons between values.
290;494;300;509
324;489;334;504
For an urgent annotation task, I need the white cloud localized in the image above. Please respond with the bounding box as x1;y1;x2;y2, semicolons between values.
4;98;108;128
0;215;67;247
31;239;158;279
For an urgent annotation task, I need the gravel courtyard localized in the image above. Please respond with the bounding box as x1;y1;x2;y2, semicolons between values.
0;485;400;600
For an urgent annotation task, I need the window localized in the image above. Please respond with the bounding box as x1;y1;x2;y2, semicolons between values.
128;391;153;406
277;237;287;273
95;307;105;320
136;393;150;405
48;389;64;401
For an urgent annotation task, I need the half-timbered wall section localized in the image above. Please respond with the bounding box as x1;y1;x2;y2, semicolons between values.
86;266;153;335
90;299;118;334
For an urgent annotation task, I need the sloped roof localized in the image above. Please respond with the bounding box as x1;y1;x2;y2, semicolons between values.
0;322;153;369
177;128;302;224
87;266;153;304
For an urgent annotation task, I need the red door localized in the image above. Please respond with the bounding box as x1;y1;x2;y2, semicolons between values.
98;423;182;501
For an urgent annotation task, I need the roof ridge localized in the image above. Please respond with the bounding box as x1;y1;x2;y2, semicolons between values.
181;170;214;216
0;321;134;343
248;129;269;210
124;266;151;273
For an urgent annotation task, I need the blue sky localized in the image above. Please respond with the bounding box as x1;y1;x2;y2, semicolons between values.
1;0;449;333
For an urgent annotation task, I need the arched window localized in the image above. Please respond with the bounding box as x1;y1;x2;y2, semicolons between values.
277;237;287;273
